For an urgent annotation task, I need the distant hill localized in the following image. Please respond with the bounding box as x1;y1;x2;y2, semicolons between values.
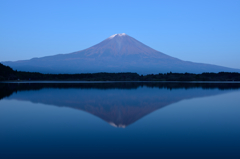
2;33;240;74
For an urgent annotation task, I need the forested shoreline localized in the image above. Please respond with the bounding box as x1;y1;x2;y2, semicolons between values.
1;63;240;81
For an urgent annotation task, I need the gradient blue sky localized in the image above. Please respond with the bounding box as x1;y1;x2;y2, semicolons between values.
1;0;240;69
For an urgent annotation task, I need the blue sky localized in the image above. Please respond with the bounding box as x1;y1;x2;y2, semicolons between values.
1;0;240;69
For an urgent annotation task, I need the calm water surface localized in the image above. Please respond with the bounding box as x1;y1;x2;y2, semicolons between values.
0;82;240;159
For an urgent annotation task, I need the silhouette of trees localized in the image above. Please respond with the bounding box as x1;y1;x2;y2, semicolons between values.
1;63;240;81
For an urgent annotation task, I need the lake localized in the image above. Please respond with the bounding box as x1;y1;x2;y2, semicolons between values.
0;82;240;159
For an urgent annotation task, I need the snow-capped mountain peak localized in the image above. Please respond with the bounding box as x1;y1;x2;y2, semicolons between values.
108;33;127;39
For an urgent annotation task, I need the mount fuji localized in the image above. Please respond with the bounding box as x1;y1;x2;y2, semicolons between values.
2;33;240;74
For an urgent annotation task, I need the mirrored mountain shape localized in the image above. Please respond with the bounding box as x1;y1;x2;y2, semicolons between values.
1;82;240;128
2;33;240;74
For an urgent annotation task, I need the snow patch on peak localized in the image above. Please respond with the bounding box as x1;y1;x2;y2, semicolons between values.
108;33;127;39
118;33;126;36
109;34;117;39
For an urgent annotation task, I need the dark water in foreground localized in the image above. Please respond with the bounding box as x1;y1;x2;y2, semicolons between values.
0;82;240;159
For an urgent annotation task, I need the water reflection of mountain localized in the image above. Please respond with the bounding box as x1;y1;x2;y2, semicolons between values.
1;82;240;127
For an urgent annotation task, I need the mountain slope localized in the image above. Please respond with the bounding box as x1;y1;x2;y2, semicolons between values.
2;33;240;74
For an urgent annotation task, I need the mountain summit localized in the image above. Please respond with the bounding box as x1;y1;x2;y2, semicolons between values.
2;33;240;74
78;33;175;58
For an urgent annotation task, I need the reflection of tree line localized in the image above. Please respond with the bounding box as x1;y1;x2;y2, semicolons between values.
1;63;240;81
1;82;240;100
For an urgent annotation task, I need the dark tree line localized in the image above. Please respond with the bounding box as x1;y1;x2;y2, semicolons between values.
1;63;240;81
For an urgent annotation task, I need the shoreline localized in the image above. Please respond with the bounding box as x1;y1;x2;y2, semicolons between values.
2;80;240;83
